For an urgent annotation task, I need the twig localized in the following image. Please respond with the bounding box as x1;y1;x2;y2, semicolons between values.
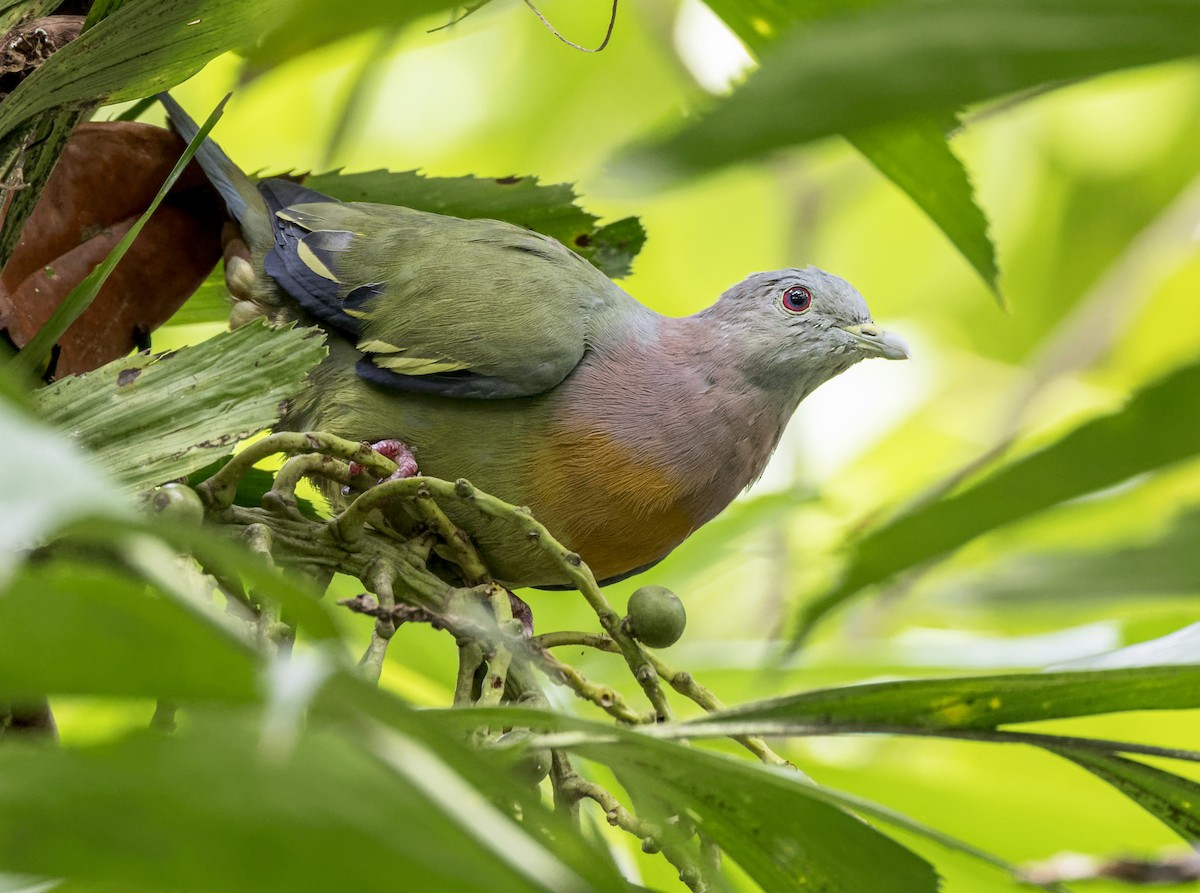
266;453;352;515
553;752;710;892
645;652;794;771
192;441;820;888
549;750;582;825
522;0;618;53
532;630;614;651
455;641;485;704
328;476;426;542
412;483;492;584
358;564;398;683
1022;849;1200;886
219;501;442;608
477;584;516;707
428;0;490;34
330;476;673;719
531;643;647;724
446;479;672;721
199;432;395;511
345;591;647;722
242;523;290;654
536;630;794;767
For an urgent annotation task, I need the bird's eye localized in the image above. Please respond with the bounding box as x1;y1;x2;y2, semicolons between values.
781;285;812;313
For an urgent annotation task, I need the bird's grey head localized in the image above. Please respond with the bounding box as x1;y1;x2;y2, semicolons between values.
702;266;909;405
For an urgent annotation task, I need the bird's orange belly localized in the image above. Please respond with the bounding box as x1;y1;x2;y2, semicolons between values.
530;424;697;583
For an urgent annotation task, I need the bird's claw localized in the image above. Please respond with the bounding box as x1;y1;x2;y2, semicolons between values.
223;227;271;330
349;439;419;481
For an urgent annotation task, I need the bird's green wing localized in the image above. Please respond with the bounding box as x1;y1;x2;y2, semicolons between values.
260;182;624;399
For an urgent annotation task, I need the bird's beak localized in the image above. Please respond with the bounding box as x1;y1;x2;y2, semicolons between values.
842;323;910;360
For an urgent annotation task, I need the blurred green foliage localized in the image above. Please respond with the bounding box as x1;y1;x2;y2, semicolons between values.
2;0;1200;891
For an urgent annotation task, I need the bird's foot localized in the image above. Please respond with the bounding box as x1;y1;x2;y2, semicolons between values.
222;225;255;301
350;439;419;482
507;590;534;638
222;224;270;329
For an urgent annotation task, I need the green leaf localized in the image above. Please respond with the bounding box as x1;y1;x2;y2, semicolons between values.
0;0;287;143
304;169;646;279
0;1;58;34
619;0;1200;178
698;1;1000;299
425;703;1056;889
61;513;347;646
0;111;86;273
573;734;940;893
0;560;258;701
848;119;999;300
0;397;124;585
0;361;29;407
583;216;648;281
707;665;1200;731
405;709;940;893
11;96;227;378
33;321;326;490
316;680;630;892
930;506;1200;607
0;715;618;893
84;0;130;25
163;272;231;327
795;357;1200;642
245;0;462;73
699;0;886;43
1053;748;1200;842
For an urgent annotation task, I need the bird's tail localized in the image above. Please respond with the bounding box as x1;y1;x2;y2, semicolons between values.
158;93;272;249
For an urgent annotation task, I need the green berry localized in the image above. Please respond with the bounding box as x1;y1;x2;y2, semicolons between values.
494;731;552;786
513;747;552;786
144;482;204;525
625;585;686;648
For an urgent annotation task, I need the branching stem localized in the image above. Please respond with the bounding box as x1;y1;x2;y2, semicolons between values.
199;431;395;511
537;631;793;767
553;752;710;892
194;433;804;890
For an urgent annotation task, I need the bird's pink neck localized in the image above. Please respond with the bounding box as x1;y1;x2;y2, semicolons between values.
534;315;794;574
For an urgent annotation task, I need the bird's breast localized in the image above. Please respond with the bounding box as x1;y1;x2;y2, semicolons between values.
529;420;700;583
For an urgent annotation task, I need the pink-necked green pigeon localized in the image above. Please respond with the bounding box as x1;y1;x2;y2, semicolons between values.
163;96;908;589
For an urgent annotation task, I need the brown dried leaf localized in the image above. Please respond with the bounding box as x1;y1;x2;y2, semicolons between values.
0;120;224;376
0;15;83;95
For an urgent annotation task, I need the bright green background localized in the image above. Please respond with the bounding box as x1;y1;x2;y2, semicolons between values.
10;0;1200;889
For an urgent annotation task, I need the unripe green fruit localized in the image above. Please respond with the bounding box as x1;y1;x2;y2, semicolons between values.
625;585;686;648
494;731;552;786
513;747;552;786
145;482;204;525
